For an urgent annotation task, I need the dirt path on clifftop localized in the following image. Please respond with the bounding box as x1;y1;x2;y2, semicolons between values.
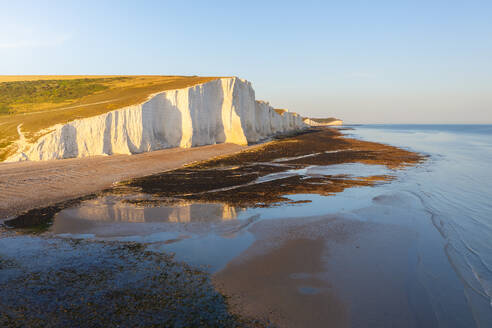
0;143;247;219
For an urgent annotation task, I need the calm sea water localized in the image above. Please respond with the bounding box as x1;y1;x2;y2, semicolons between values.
349;124;492;326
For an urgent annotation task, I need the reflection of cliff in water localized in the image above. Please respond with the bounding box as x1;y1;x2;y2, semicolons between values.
54;197;242;224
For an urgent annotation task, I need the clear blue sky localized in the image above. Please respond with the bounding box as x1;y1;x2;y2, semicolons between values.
1;0;491;123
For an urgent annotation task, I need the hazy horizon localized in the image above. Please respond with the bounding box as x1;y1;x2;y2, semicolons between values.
1;1;491;124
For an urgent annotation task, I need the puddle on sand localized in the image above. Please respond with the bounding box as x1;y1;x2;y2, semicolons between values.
298;286;323;295
46;162;396;272
49;199;258;272
53;196;243;225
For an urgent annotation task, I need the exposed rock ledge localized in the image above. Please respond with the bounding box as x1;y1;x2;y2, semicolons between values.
6;77;307;162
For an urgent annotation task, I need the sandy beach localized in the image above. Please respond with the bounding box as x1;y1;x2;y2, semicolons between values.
0;143;247;219
214;213;425;328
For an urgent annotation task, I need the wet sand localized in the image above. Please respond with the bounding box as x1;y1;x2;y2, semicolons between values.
213;214;424;328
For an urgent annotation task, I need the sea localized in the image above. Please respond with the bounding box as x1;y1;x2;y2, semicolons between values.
346;124;492;326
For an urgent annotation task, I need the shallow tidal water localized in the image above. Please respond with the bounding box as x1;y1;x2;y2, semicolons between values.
2;125;492;327
347;124;492;327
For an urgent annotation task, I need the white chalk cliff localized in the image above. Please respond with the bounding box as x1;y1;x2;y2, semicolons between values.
6;77;307;162
303;118;343;126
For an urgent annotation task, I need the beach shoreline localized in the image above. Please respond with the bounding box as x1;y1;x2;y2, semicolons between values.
3;128;423;228
0;142;251;220
1;127;428;327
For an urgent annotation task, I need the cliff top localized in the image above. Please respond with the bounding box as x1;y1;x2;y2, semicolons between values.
274;108;288;115
0;75;220;161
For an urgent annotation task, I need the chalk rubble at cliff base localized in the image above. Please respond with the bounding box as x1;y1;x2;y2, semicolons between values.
6;77;307;162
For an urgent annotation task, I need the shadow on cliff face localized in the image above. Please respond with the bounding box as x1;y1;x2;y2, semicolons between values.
140;94;183;152
234;79;255;141
214;81;227;143
102;112;113;155
190;81;227;147
61;125;78;159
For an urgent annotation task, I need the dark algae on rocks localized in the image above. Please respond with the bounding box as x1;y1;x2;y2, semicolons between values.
120;128;423;207
0;232;268;328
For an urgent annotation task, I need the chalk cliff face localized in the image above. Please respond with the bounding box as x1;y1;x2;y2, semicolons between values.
6;78;307;162
303;118;343;126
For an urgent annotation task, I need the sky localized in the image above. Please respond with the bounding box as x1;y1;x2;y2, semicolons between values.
0;0;491;124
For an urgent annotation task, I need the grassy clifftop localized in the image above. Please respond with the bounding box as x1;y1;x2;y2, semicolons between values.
0;75;219;161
